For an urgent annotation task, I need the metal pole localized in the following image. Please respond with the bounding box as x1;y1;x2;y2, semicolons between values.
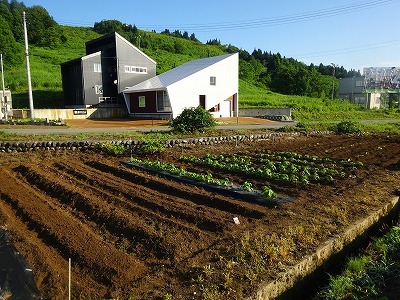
0;54;4;119
23;11;34;119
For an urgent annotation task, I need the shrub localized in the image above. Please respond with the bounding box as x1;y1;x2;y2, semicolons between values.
169;106;216;133
331;120;364;135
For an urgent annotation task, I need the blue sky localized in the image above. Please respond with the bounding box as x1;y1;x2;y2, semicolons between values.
22;0;400;73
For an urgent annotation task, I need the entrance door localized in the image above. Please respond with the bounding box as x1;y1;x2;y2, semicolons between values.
199;95;206;109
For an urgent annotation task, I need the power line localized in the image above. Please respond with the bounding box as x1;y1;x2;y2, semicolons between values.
137;0;399;32
54;0;399;32
295;39;400;60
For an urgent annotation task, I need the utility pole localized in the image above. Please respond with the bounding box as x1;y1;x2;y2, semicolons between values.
0;54;4;119
23;11;34;119
331;63;337;100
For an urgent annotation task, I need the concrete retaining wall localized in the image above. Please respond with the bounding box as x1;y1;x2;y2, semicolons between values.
12;108;129;120
252;196;400;300
239;108;292;117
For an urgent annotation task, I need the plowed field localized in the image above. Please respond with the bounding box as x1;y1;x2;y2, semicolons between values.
0;133;399;299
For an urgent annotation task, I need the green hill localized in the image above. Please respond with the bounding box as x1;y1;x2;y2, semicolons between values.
1;1;399;124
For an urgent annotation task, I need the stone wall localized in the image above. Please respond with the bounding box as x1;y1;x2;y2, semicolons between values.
0;132;309;153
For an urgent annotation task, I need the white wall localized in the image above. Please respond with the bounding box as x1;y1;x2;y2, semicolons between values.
167;53;238;118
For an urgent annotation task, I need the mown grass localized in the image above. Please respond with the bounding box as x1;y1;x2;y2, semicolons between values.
316;220;400;299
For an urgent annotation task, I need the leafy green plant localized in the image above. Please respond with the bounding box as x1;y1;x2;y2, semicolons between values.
168;106;216;133
101;142;127;156
138;139;166;154
331;120;364;135
241;181;253;192
261;186;277;198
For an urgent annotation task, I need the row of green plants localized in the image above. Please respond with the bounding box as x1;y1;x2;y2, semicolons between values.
180;151;363;186
316;220;400;299
129;157;277;199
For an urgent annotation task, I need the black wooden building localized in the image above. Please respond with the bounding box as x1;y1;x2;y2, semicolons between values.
61;32;156;108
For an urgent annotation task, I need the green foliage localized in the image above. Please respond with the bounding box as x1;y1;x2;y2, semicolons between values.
169;107;216;133
331;120;364;135
241;181;253;192
101;142;127;156
262;186;277;199
138;139;166;154
0;16;24;68
317;223;400;299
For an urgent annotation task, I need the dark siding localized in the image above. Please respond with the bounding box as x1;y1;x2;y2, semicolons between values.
62;32;157;109
61;60;84;106
129;92;156;113
86;33;116;55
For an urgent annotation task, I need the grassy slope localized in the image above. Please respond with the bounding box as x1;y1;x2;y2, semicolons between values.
6;25;400;124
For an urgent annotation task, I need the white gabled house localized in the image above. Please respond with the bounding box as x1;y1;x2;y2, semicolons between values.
123;53;239;119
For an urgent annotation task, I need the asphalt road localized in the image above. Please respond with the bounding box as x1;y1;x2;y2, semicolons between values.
0;121;297;135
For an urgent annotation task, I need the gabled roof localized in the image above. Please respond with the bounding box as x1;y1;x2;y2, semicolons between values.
124;53;235;92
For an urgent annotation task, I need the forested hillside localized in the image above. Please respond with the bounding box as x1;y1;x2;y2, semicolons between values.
0;0;361;109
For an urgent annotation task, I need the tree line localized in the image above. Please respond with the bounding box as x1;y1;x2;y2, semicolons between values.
0;0;61;67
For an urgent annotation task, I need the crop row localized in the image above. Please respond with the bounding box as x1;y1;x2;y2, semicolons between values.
129;157;277;199
179;151;363;186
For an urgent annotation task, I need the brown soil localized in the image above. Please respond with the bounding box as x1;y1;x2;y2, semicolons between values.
0;133;399;299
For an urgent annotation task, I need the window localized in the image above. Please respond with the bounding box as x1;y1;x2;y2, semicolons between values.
355;80;364;87
157;91;172;112
210;76;216;86
138;96;146;107
355;97;366;104
94;63;102;73
95;85;103;95
124;65;148;74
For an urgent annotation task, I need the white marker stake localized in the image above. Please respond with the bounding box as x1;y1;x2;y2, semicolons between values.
69;258;71;300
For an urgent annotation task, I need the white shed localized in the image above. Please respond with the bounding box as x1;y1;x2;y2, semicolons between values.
123;53;239;119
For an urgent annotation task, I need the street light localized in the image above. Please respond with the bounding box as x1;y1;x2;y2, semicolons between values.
331;63;337;100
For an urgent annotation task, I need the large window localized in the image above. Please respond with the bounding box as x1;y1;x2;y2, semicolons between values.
355;80;364;87
138;96;146;108
157;91;172;112
94;63;102;73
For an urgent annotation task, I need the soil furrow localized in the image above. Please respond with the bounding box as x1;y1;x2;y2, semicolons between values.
87;160;266;218
0;169;146;291
53;161;229;233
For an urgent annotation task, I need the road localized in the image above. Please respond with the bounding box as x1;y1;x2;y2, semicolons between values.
0;118;297;135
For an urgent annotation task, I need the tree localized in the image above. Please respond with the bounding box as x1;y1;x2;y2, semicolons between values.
25;5;57;45
93;19;123;34
0;16;23;67
169;106;216;133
